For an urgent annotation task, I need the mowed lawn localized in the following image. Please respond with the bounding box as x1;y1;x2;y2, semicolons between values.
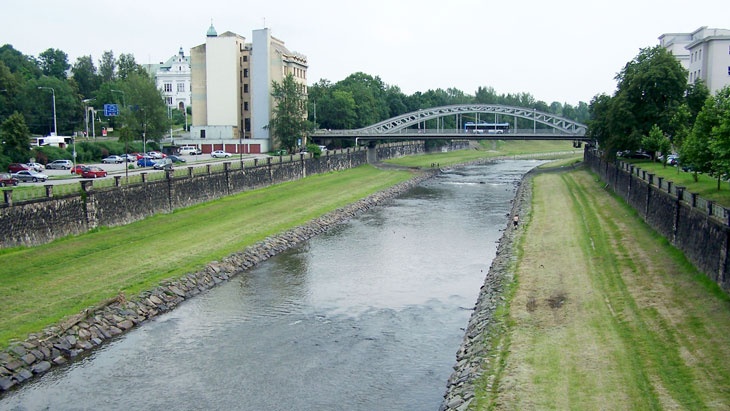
0;165;413;348
479;168;730;410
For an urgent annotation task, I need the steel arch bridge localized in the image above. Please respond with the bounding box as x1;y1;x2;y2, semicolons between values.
312;104;588;141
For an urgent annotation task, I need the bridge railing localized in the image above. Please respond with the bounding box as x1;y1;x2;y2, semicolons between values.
314;128;586;136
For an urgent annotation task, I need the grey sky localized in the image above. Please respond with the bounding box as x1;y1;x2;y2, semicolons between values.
1;0;726;105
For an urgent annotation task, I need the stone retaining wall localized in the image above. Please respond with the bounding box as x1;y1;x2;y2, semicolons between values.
0;148;375;249
585;150;730;292
0;168;438;393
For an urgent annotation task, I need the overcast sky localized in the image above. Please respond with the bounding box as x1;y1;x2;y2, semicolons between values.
1;0;726;105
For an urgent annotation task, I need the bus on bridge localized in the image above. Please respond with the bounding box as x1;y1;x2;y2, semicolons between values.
464;121;510;134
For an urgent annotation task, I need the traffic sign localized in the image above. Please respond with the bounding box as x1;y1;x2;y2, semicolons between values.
104;104;119;116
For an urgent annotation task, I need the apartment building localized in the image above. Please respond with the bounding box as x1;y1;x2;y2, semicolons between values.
660;26;730;95
187;23;308;155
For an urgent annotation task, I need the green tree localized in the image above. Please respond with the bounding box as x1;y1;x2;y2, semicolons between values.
641;124;671;163
99;50;116;83
116;72;168;141
707;87;730;189
0;44;41;80
269;73;308;152
681;96;720;183
613;46;687;143
38;48;69;80
1;111;31;162
118;53;144;80
71;55;100;99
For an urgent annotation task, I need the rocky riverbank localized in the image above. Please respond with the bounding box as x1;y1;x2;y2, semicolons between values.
439;169;534;411
0;169;437;394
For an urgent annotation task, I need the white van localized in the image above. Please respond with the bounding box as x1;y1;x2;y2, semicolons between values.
178;146;201;155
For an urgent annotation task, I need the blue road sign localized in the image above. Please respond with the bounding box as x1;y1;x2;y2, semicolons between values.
104;104;119;116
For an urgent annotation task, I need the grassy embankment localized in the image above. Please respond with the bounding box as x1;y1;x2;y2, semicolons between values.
623;159;730;207
474;167;730;410
0;165;414;348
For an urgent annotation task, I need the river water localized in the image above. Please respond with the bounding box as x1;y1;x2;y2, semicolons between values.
0;160;541;411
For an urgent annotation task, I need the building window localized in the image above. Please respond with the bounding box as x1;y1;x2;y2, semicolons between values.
244;84;249;93
727;66;730;75
164;83;172;92
166;97;173;105
200;129;206;139
177;83;185;92
243;56;248;62
244;68;249;78
244;102;249;111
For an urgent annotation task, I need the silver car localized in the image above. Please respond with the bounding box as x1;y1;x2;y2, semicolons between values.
102;155;124;164
12;170;48;182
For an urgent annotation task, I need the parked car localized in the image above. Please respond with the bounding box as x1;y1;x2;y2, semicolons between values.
147;151;166;159
81;166;107;178
211;150;231;158
102;155;124;164
46;159;73;170
0;173;19;187
12;170;48;182
168;155;186;163
153;158;173;170
71;164;88;175
27;162;45;172
120;154;137;162
137;158;156;167
8;163;30;173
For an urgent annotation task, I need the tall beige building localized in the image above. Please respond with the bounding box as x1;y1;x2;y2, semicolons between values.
660;26;730;95
188;23;307;154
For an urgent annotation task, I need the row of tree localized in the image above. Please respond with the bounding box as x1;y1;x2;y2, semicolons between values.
0;44;170;163
586;45;730;189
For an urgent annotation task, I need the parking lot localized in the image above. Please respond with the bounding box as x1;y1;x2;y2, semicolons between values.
22;153;270;186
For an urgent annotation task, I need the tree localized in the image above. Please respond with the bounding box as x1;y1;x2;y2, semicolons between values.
1;111;31;162
681;96;720;183
613;46;687;143
71;55;100;99
269;73;308;152
641;124;670;163
99;51;116;83
117;53;144;80
38;48;70;80
707;87;730;189
116;72;168;141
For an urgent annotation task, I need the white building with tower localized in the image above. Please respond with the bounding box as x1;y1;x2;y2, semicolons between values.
186;23;308;155
143;47;192;111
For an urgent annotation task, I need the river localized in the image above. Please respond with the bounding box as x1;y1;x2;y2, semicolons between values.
0;160;542;411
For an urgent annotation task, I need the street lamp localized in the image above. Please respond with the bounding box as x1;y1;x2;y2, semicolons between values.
37;86;57;136
110;89;126;108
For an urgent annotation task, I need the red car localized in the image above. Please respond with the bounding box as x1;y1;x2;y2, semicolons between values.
71;164;87;175
0;173;19;187
81;166;107;178
8;163;30;173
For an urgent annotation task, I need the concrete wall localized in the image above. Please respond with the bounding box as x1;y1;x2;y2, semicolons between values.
0;144;406;249
585;150;730;292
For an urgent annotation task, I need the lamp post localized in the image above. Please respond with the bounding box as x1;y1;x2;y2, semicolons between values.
110;89;126;108
37;86;57;136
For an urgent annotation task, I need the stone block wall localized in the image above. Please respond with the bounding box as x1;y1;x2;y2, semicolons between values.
0;144;412;249
585;150;730;291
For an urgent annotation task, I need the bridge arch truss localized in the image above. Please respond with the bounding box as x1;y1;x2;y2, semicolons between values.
329;104;587;136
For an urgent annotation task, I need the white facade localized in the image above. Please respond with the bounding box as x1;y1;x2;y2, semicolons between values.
144;48;191;110
660;26;730;95
188;24;307;154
